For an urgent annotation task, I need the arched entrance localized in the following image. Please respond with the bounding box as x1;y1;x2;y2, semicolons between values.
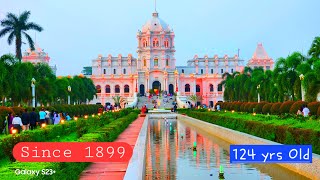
169;84;174;95
152;81;161;93
139;84;145;96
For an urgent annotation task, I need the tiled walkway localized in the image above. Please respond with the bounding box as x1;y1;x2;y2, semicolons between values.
80;116;145;180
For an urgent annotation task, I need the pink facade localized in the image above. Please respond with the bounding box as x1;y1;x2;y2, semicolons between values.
247;43;274;71
90;12;271;107
22;44;57;75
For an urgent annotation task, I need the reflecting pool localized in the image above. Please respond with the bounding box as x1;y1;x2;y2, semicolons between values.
145;118;310;180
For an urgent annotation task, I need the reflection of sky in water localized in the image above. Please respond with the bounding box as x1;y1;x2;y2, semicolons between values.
145;118;273;180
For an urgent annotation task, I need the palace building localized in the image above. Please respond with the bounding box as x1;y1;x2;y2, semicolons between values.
22;44;57;75
89;11;273;107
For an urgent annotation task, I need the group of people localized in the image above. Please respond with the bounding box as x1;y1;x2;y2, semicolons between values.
3;108;72;134
296;105;310;117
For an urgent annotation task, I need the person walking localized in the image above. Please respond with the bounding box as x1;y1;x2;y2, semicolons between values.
54;112;61;125
7;112;14;133
21;109;30;131
12;113;23;133
45;109;50;125
39;108;46;127
29;108;38;130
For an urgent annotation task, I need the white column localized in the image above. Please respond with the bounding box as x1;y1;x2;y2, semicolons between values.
31;84;35;108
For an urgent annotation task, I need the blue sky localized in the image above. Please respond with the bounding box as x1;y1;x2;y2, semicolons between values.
1;0;319;76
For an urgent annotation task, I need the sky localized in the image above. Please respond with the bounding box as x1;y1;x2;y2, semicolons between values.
0;0;319;76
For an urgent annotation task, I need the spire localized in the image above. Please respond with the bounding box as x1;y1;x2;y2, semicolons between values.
252;43;269;59
152;0;158;17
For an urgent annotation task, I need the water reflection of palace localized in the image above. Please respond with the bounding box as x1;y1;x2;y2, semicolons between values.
145;119;271;180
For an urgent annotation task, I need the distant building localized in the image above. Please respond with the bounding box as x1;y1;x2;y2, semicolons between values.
247;43;274;71
22;44;57;75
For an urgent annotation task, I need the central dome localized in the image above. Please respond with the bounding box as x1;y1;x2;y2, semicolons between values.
141;12;170;32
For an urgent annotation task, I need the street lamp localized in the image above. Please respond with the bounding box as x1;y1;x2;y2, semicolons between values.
31;78;36;107
257;84;261;103
299;74;305;101
68;85;72;105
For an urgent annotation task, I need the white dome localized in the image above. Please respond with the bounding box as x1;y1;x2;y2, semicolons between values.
141;12;170;32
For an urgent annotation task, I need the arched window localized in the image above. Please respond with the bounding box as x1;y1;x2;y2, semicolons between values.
113;69;116;74
154;58;158;66
142;39;147;47
105;85;110;93
185;84;190;92
123;69;126;74
166;58;169;66
201;69;203;74
103;69;106;74
209;84;214;92
96;85;101;93
115;85;120;93
196;85;200;92
164;40;169;48
143;58;147;67
153;38;159;47
218;84;223;92
124;85;130;93
182;69;184;73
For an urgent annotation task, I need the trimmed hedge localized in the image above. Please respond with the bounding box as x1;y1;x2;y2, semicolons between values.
279;101;295;114
0;104;103;135
182;110;320;154
255;102;267;114
262;103;273;114
1;121;77;161
289;101;308;114
0;109;140;179
308;102;320;116
270;102;282;115
35;111;139;179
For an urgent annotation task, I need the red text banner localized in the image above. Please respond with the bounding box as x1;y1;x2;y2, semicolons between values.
13;142;133;162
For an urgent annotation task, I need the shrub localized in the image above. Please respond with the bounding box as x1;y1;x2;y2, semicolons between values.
279;101;295;114
289;101;308;114
308;102;320;116
262;103;273;114
255;102;268;114
183;110;320;155
270;102;282;115
249;102;258;113
240;102;248;112
0;106;14;133
10;106;25;115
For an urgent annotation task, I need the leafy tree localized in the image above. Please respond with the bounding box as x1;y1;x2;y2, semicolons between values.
0;11;43;60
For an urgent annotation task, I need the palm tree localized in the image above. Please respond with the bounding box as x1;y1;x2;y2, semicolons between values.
112;96;126;107
0;11;43;60
308;36;320;58
187;94;203;106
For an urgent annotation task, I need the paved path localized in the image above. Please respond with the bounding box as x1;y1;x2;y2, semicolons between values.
80;116;145;180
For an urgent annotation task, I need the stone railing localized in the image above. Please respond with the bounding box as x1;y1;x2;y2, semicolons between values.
126;93;138;108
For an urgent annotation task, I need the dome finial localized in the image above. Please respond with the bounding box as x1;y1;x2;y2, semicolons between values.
152;0;158;17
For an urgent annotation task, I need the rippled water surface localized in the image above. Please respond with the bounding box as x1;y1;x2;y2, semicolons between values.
145;118;310;180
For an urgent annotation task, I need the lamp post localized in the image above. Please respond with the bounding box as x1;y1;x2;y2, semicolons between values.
257;84;261;103
299;74;305;101
31;78;36;107
68;85;72;105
